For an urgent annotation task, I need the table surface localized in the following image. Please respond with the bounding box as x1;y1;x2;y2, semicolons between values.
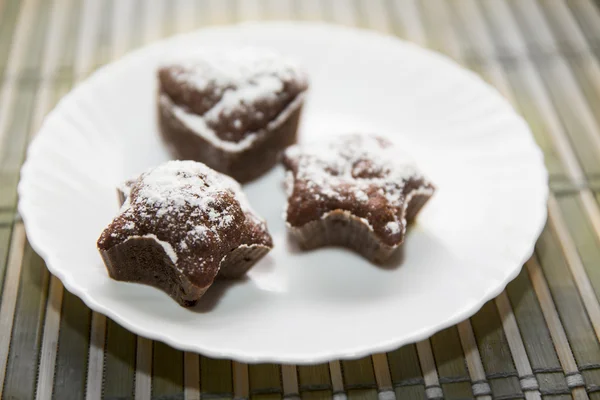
2;0;600;399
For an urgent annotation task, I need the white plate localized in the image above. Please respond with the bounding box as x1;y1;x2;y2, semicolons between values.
18;22;548;364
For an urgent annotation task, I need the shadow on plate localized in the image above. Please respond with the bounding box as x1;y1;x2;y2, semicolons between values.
190;277;248;313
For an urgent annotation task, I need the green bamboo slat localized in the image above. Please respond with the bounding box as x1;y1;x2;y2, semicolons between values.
418;0;461;60
57;0;81;74
567;56;600;129
550;179;585;195
556;195;600;302
207;0;237;25
152;341;184;398
340;357;377;400
429;328;474;399
93;0;114;71
297;363;332;396
0;0;50;215
0;2;53;397
548;196;600;362
301;391;332;400
351;0;370;30
127;0;144;51
133;337;152;399
536;372;572;399
452;4;568;181
565;0;600;58
52;291;91;400
536;222;600;396
226;0;240;23
2;243;50;400
469;301;523;399
500;0;600;181
538;0;600;56
317;0;334;24
527;255;591;399
293;0;323;21
370;354;393;397
262;0;292;20
448;0;570;183
33;3;81;394
537;0;600;131
414;341;444;400
0;0;22;81
468;4;600;395
102;319;136;399
50;69;76;122
159;0;176;38
280;365;299;399
0;81;37;208
195;0;211;27
0;211;13;227
328;361;345;398
531;64;600;179
249;363;282;400
200;356;233;399
0;223;13;295
499;66;570;181
505;269;569;396
387;345;427;399
386;0;424;44
344;389;378;400
15;1;50;73
184;352;201;400
325;0;358;28
460;2;600;390
476;0;594;181
171;0;199;35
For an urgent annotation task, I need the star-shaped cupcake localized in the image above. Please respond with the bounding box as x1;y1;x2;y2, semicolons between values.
282;134;435;263
97;160;272;307
158;47;309;183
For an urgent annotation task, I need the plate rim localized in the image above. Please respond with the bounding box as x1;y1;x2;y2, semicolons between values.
18;20;549;364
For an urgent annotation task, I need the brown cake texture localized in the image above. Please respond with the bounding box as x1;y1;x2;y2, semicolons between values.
97;160;273;307
282;134;435;263
158;47;308;183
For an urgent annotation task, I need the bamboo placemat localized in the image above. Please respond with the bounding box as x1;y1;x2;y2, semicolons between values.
1;0;600;399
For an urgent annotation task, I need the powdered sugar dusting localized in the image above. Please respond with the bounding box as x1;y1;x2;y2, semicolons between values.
285;134;420;207
133;161;255;226
168;47;304;94
112;161;268;272
385;221;401;235
355;190;369;203
135;161;239;220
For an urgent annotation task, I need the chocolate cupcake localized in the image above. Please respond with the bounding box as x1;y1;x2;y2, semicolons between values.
158;47;308;183
97;160;273;307
282;134;435;263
